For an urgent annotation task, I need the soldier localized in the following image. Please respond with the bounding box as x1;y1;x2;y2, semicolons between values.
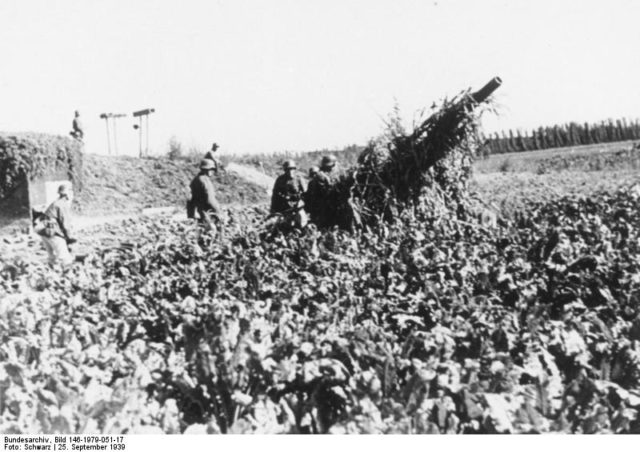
189;159;222;237
271;160;305;215
35;184;76;267
203;142;221;173
70;110;84;141
318;155;338;181
306;155;339;227
308;165;319;179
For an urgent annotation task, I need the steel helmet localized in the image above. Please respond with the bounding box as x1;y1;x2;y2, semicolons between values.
308;165;319;177
283;160;297;170
321;155;337;168
58;183;72;195
200;159;216;170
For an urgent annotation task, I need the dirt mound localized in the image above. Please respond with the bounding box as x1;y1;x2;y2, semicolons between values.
74;154;267;216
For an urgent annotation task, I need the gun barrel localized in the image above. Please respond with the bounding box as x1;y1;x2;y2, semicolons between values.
470;77;502;104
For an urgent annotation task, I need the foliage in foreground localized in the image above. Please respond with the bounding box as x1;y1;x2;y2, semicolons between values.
3;184;640;433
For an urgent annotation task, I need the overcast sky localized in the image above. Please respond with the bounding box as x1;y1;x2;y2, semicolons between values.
0;0;639;156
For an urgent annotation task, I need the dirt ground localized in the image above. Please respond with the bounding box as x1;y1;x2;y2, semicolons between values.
74;154;267;216
5;145;639;266
0;154;272;265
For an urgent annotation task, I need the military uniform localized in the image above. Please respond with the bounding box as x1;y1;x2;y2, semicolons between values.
189;172;221;228
203;151;220;173
306;169;339;227
271;174;305;214
37;196;74;266
71;112;84;140
305;176;322;223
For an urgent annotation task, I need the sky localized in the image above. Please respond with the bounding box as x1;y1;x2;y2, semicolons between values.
0;0;639;156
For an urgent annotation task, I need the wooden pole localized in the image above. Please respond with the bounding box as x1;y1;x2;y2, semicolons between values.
138;117;143;158
113;118;118;155
145;114;149;156
133;109;155;157
105;118;111;155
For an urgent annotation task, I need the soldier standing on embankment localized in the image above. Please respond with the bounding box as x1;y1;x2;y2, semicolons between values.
70;110;84;141
204;142;221;174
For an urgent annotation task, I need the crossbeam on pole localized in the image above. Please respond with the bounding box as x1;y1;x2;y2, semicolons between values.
132;108;155;157
99;112;127;155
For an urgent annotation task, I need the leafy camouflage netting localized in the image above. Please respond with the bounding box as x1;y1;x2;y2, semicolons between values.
329;79;501;229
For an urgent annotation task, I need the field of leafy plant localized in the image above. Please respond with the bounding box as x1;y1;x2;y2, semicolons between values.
474;142;640;174
4;169;640;433
472;169;640;218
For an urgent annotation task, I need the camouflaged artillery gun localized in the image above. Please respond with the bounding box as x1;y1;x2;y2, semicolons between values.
325;77;503;230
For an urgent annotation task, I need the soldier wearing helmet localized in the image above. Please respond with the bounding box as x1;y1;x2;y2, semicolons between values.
188;159;222;233
203;142;221;173
270;160;305;215
305;155;339;227
320;155;337;171
35;183;76;267
317;155;339;192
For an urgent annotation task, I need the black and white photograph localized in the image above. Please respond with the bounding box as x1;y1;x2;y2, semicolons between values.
1;0;640;441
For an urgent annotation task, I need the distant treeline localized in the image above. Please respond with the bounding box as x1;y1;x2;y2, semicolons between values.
482;118;640;155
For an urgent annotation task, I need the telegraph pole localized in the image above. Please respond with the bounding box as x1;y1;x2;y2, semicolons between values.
133;108;155;157
110;113;126;155
99;112;127;155
99;113;112;155
146;115;150;156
